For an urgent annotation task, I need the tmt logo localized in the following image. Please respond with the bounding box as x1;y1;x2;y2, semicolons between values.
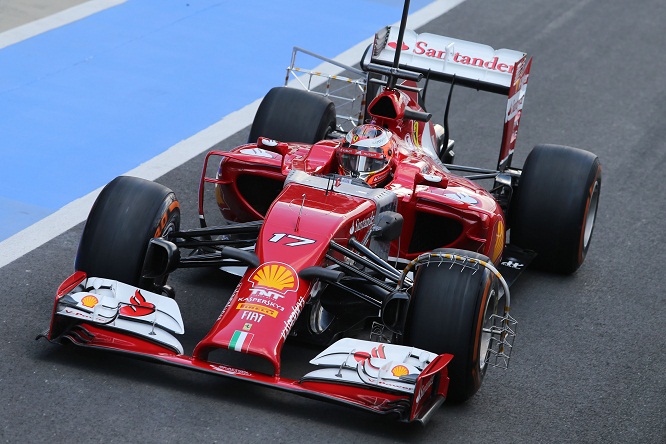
248;288;287;300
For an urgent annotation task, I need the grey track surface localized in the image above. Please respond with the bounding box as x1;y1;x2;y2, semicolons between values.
2;0;665;442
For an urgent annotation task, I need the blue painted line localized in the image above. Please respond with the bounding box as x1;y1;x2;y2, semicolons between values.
0;0;434;241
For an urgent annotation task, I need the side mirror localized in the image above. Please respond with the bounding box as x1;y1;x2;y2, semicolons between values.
411;172;449;202
415;172;448;188
257;137;290;157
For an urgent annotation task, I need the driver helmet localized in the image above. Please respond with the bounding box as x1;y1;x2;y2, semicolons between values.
337;124;394;186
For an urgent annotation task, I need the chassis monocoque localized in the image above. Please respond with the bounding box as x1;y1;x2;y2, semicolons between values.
41;3;601;424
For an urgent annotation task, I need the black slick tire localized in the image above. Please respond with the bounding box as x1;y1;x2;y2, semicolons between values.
510;144;601;274
75;176;180;290
406;248;500;403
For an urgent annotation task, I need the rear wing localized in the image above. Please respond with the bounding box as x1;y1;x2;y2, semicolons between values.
370;26;525;94
369;25;533;170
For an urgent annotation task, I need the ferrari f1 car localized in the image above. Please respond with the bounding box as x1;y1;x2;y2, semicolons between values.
40;1;601;424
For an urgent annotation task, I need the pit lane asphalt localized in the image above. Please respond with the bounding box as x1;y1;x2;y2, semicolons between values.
2;0;665;442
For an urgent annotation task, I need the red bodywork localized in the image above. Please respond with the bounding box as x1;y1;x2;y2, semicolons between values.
211;88;506;265
194;87;504;378
45;45;530;422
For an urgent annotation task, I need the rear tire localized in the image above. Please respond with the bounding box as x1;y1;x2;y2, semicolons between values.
75;176;180;290
248;87;336;144
510;144;601;274
406;249;500;403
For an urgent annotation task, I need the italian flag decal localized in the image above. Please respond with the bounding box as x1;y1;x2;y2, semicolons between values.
229;330;254;352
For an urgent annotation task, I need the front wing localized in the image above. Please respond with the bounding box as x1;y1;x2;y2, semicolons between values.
41;273;453;424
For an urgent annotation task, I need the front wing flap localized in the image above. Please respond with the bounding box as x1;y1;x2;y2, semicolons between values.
51;275;185;354
305;338;439;393
303;338;453;422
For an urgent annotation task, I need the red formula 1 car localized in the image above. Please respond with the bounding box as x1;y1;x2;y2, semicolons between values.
40;1;601;424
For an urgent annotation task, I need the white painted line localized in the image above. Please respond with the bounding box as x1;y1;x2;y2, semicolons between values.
0;0;127;50
0;0;466;269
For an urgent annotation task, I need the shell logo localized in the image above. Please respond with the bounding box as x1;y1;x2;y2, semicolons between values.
391;365;409;377
81;295;99;308
250;262;297;292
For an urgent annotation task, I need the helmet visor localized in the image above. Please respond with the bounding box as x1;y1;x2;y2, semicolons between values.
338;147;387;176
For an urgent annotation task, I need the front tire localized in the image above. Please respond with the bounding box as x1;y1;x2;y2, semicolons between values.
406;249;500;403
510;144;601;274
75;176;180;290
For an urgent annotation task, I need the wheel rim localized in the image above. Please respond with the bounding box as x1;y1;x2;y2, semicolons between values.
308;282;334;334
162;218;178;239
583;180;600;250
479;287;499;372
309;299;335;334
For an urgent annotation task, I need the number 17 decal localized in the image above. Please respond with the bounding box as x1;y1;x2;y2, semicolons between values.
269;233;316;247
